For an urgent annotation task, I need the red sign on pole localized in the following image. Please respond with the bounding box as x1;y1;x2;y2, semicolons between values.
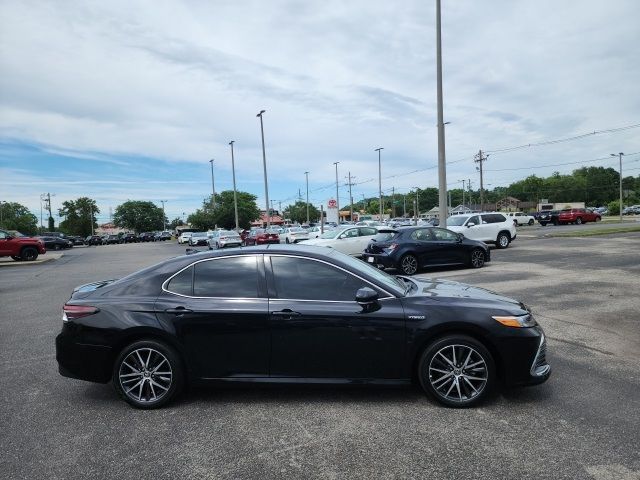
328;199;337;209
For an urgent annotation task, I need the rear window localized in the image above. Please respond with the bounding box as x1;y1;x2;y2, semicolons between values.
373;230;398;242
482;214;507;223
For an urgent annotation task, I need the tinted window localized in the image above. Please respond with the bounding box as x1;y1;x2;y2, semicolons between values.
482;214;506;224
359;227;377;237
193;256;259;298
339;228;359;239
432;228;458;241
271;256;366;301
373;231;398;242
410;229;434;241
467;215;480;226
166;266;194;296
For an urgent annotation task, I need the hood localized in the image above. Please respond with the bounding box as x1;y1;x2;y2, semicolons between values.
406;277;527;312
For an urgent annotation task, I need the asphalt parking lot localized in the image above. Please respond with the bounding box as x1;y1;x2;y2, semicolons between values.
1;234;639;480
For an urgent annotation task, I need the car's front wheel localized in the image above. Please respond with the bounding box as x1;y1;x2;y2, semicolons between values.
575;217;583;225
113;340;183;409
418;335;495;408
528;219;534;226
11;255;22;261
469;249;485;268
400;253;418;275
496;232;510;249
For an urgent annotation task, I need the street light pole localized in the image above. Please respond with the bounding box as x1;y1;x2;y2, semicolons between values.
611;152;625;223
208;159;216;210
257;110;271;229
159;200;167;230
375;147;384;220
229;141;240;231
333;162;340;222
460;179;466;209
436;0;448;228
305;171;310;224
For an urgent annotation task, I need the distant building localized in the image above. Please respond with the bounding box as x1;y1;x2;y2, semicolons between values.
95;222;127;235
251;211;284;227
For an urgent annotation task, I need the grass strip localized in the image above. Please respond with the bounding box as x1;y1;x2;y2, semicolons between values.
547;226;640;237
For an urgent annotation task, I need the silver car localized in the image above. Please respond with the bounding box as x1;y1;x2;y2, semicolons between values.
208;230;243;249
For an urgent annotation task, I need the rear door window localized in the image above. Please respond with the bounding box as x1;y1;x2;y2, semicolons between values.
191;256;259;298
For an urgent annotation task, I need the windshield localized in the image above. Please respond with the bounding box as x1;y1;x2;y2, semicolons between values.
327;249;405;296
446;216;468;226
192;232;207;237
289;227;304;232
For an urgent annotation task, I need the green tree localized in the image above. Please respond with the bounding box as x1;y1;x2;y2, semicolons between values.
58;197;99;237
0;202;38;234
607;200;620;216
284;201;320;224
168;217;185;230
113;201;166;233
188;191;261;230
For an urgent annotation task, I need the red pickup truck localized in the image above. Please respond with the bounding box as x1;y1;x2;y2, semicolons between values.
0;229;47;261
557;208;601;225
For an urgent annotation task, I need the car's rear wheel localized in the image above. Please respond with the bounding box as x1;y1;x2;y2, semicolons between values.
528;219;534;226
539;222;547;226
469;249;485;268
595;216;601;222
400;253;418;275
418;335;495;408
113;340;183;409
21;247;38;261
285;238;290;244
496;232;510;249
576;217;583;225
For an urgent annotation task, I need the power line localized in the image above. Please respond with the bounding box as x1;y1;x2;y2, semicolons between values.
484;151;640;172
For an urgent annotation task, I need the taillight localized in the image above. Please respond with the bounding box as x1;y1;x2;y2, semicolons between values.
62;304;99;322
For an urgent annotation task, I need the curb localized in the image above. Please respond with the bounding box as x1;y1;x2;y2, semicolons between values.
0;253;64;267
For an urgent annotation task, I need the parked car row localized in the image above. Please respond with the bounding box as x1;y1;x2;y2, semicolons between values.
537;208;601;226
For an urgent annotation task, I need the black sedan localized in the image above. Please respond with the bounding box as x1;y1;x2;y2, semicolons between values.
363;226;490;275
56;245;550;409
84;235;103;246
39;236;73;250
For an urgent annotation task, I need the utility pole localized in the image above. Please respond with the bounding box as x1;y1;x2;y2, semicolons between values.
391;186;396;218
279;201;282;215
468;178;472;208
346;172;356;222
474;150;487;212
229;141;239;231
403;194;407;217
208;159;216;210
436;0;448;228
333;162;340;222
413;188;420;225
90;203;94;235
611;152;625;222
160;200;167;230
304;171;310;224
460;179;466;209
257;110;271;228
375;148;384;220
448;190;452;210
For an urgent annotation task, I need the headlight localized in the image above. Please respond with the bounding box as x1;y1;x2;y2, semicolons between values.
492;314;537;328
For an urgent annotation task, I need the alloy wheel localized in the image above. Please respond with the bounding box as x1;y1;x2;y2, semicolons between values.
470;250;485;268
401;255;418;275
428;344;488;404
118;348;173;404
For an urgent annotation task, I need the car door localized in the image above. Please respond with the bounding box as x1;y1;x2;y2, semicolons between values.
154;254;270;379
334;227;362;255
461;215;482;241
428;228;466;264
0;230;13;256
407;228;443;266
266;254;406;379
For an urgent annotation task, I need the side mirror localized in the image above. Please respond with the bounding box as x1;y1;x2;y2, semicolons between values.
356;287;379;305
467;222;475;227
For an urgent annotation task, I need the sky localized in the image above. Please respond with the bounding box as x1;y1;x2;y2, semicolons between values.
1;0;639;225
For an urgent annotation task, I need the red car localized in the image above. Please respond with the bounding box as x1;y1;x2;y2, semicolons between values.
557;208;601;225
243;228;280;246
0;229;46;261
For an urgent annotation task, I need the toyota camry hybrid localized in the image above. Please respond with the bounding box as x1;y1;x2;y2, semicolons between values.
56;245;550;409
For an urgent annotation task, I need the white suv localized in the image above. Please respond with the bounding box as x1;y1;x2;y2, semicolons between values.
445;213;516;248
505;212;535;226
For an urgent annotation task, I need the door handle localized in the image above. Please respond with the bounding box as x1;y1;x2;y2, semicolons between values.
271;310;302;318
164;307;193;315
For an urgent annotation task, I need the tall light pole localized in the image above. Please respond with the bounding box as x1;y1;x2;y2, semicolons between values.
257;110;271;228
304;171;310;224
611;152;625;223
333;162;340;222
375;147;384;220
208;159;216;210
413;187;420;225
229;141;240;231
159;200;167;230
460;179;466;210
436;0;448;228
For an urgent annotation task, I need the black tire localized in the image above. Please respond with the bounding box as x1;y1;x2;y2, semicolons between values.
539;222;547;227
496;232;510;249
469;248;485;268
54;244;61;251
285;238;290;244
11;255;22;261
112;339;184;409
575;217;582;225
400;253;418;275
528;219;534;226
552;219;559;226
595;216;601;222
418;335;495;408
21;247;39;261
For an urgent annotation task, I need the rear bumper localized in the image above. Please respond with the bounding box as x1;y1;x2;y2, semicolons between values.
56;332;113;383
219;241;242;248
362;252;396;268
256;239;280;244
